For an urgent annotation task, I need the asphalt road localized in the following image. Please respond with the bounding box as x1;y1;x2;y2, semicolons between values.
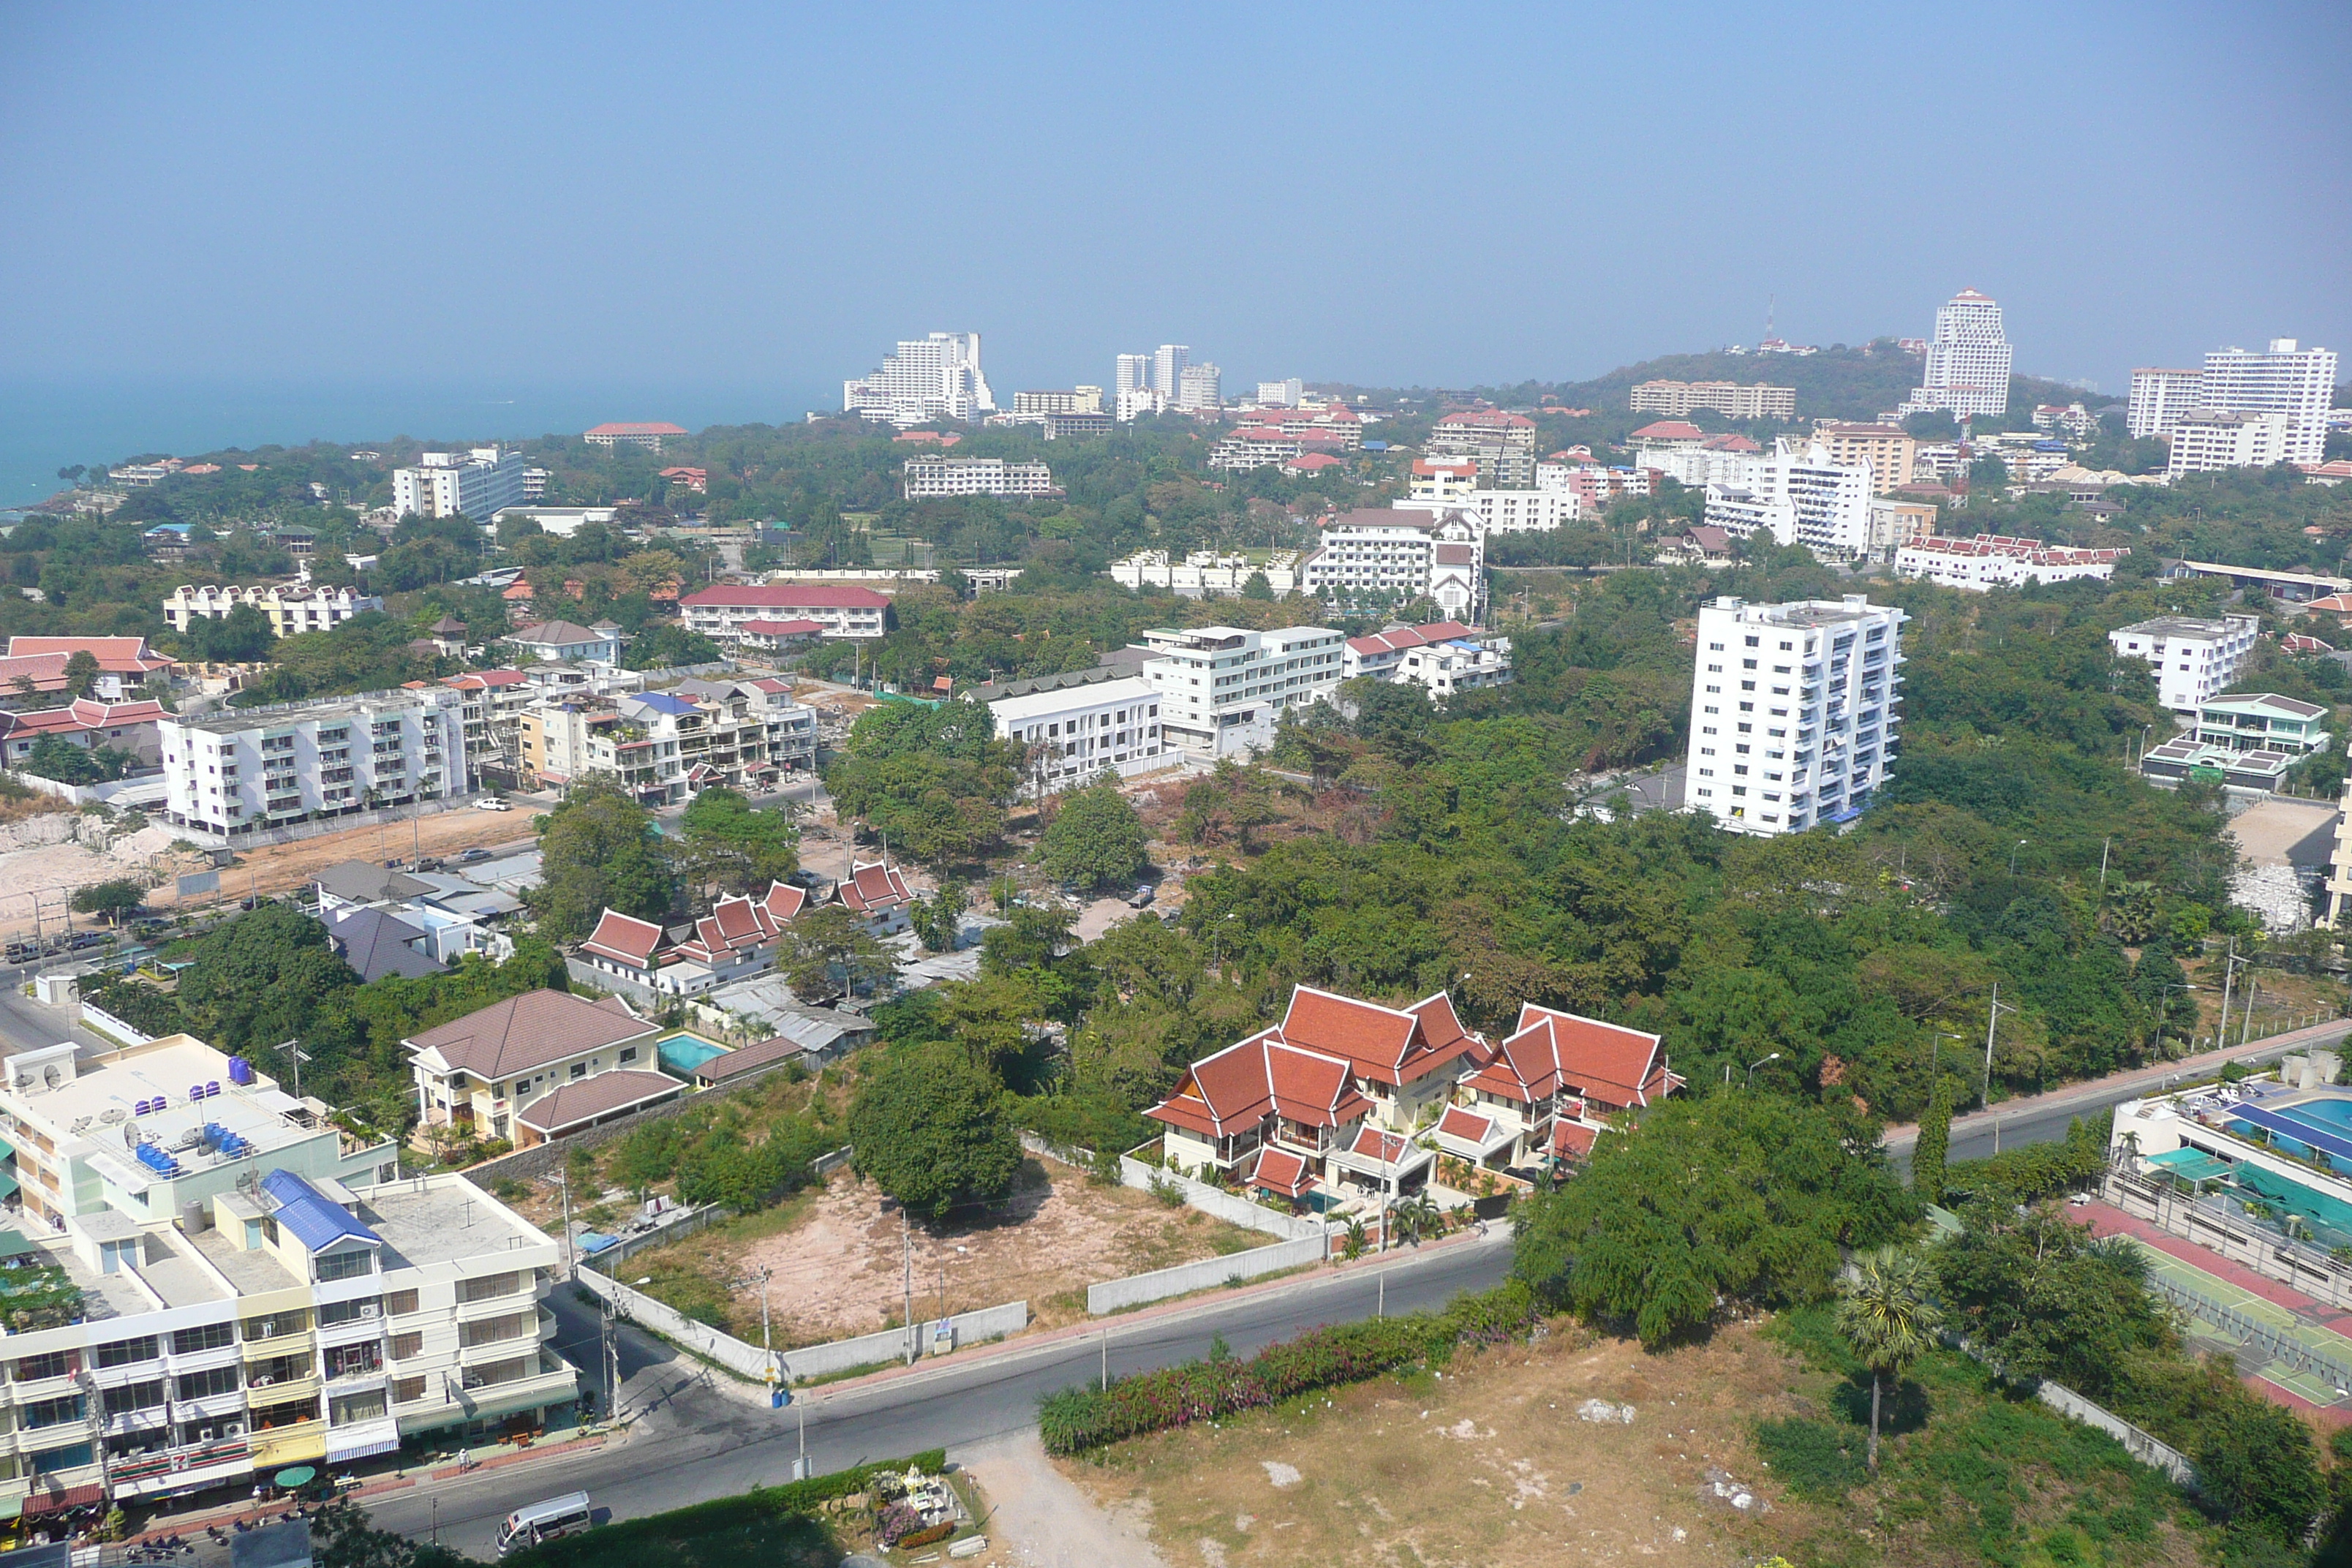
363;1235;1513;1556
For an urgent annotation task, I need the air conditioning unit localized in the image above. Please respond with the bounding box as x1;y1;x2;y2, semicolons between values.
224;1420;246;1437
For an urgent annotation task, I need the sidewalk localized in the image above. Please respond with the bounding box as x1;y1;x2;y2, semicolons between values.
1882;1016;2352;1149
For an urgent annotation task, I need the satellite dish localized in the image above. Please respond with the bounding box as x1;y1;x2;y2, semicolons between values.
99;1108;124;1125
123;1120;139;1148
41;1066;61;1089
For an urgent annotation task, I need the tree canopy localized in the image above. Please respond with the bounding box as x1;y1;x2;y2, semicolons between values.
1038;781;1148;890
847;1040;1021;1222
529;777;677;943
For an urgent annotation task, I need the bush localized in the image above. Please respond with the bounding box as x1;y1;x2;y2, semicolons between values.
1752;1417;1866;1498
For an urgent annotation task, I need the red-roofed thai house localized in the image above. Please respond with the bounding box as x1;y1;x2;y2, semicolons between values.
4;637;174;701
1457;1004;1681;1169
0;698;167;768
834;860;914;934
573;880;810;998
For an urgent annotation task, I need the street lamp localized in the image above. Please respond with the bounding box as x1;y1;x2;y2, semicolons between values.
1746;1052;1780;1090
2010;839;2029;875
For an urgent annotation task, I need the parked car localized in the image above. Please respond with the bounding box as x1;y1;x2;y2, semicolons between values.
460;848;493;863
410;857;444;873
68;932;108;951
1127;883;1156;908
4;942;36;964
477;798;513;813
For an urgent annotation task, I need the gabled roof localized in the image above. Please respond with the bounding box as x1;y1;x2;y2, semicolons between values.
314;859;433;905
837;861;912;914
404;989;649;1079
323;905;445;984
581;909;666;968
5;636;173;674
508;619;612;646
1630;420;1705;441
1144;1026;1373;1139
1248;1146;1316;1198
1551;1122;1600;1159
260;1169;380;1253
0;699;167;739
1510;1003;1673;1111
760;881;808;924
1279;986;1480;1087
443;668;532;690
1346;622;1477;657
516;1069;685;1134
1436;410;1535;429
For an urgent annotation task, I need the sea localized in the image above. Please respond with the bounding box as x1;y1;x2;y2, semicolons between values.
0;378;832;512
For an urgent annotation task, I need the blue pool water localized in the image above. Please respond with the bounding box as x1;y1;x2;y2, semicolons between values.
657;1034;731;1076
2282;1096;2352;1130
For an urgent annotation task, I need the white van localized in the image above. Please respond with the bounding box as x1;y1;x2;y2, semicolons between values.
494;1491;593;1556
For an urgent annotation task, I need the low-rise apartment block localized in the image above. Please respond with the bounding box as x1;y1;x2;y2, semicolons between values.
1144;986;1679;1202
2108;614;2259;715
1629;380;1796;421
1809;423;1918;494
0;698;167;770
1892;535;2126;591
2127;369;2204;437
1425;410;1537;489
163;586;384;640
519;678;813;803
679;584;890;643
1299;508;1485;625
2193;693;2329;754
440;670;535;777
2166;410;2291;476
0;1034;573;1508
1107;550;1301;598
1686;595;1907;837
1139;624;1346;758
970;670;1169;794
1703;440;1874;559
584;422;687;452
161;688;467;840
901;456;1055;499
1341;622;1512;696
1397;488;1577;533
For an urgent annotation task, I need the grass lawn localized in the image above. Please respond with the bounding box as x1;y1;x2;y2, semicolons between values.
1058;1305;2221;1568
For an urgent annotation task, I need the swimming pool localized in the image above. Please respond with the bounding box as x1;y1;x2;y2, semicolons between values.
657;1033;731;1076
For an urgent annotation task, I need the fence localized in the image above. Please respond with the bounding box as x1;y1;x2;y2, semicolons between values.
573;1267;1028;1386
2101;1169;2352;1311
573;1205;728;1271
1086;1232;1328;1315
2033;1380;2199;1490
1017;1134;1328;1244
2143;1272;2352;1393
78;1000;156;1048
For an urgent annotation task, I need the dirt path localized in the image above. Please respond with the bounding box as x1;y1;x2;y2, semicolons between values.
961;1431;1166;1568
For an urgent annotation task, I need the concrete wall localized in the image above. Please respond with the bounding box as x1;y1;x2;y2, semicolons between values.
573;1267;1027;1386
2036;1380;2198;1490
1085;1232;1327;1315
1016;1133;1324;1244
79;1000;155;1047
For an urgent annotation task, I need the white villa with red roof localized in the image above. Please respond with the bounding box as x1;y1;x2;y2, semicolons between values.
576;881;812;997
834;860;913;933
680;583;890;643
1145;986;1679;1206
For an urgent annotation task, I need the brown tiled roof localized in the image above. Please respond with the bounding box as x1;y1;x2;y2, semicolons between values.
838;862;911;913
406;989;650;1078
581;911;665;968
1249;1147;1316;1198
516;1068;684;1134
690;1034;808;1084
1512;1003;1671;1111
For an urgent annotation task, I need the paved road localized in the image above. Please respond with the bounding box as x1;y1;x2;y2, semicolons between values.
363;1235;1512;1557
0;957;118;1059
1891;1018;2352;1169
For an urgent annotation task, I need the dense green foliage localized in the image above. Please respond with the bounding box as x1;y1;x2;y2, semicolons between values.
824;697;1019;864
845;1039;1021;1221
530;777;679;943
1512;1093;1916;1346
676;785;799;896
1038;780;1149;889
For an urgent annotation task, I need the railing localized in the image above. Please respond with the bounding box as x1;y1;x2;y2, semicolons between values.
2101;1169;2352;1310
2145;1272;2352;1393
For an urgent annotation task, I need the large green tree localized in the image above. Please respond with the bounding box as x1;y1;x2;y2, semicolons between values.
848;1041;1021;1221
677;786;798;898
170;902;363;1059
1512;1092;1915;1346
772;905;894;1003
528;777;677;943
1836;1247;1941;1471
1038;781;1148;891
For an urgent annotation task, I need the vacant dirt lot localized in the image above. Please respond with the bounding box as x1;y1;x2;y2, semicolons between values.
632;1154;1263;1348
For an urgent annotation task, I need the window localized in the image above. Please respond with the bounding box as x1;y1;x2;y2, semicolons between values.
95;1335;159;1369
172;1322;236;1356
23;1394;86;1429
391;1332;423;1361
102;1380;166;1417
619;1047;638;1064
243;1310;311;1342
15;1350;75;1382
325;1342;381;1379
393;1376;428;1405
459;1272;524;1304
175;1365;241;1402
569;1062;589;1081
317;1297;383;1328
316;1248;374;1284
387;1289;420;1316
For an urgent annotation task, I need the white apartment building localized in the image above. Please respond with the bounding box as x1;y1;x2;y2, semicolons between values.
1868;496;1940;556
1151;345;1190;396
2199;340;2337;465
1406;458;1479;501
1809;423;1918;494
1397;488;1578;532
440;670;536;777
2108;614;2260;715
1903;288;2013;419
1139;625;1346;758
2127;368;2204;437
1011;388;1104;415
2167;410;2292;476
1116;388;1169;422
1108;550;1301;598
679;584;890;641
162;688;467;840
901;456;1055;498
1893;535;2126;591
1256;380;1305;408
163;584;384;640
1686;595;1907;837
1342;621;1512;696
843;332;994;426
1703;440;1874;558
1177;363;1223;412
1115;354;1150;396
976;671;1169;794
521;679;815;803
390;447;530;522
1636;434;1766;491
0;1035;572;1505
1629;381;1796;420
1300;508;1485;625
1425;411;1538;489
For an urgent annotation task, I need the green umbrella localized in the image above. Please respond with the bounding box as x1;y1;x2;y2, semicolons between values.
274;1466;316;1490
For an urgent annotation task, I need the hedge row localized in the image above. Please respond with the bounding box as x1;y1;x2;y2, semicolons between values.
502;1448;948;1567
1037;1283;1531;1455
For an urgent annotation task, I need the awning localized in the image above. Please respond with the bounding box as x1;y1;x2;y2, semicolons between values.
23;1482;104;1515
0;1174;21;1202
325;1420;402;1465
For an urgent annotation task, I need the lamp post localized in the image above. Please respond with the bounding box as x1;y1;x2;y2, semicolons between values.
2010;839;2029;875
1746;1052;1780;1090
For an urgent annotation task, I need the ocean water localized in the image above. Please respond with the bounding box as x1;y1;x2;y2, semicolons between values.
0;378;830;509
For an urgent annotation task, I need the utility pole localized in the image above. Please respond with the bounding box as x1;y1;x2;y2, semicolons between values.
603;1297;619;1422
2217;938;2239;1047
902;1208;915;1365
556;1172;576;1279
2099;836;2111;890
1099;1328;1108;1392
2242;972;2260;1047
1982;983;2001;1112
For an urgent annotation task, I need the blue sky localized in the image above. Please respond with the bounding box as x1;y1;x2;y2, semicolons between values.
1;2;2346;415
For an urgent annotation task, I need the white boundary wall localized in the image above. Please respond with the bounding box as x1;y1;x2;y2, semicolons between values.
1016;1133;1324;1243
1087;1233;1327;1315
2036;1380;2198;1490
573;1267;1028;1385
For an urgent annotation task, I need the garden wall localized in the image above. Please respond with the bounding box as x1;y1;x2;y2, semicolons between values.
573;1266;1028;1386
79;1000;155;1048
1015;1133;1325;1243
2035;1380;2198;1490
1085;1233;1328;1315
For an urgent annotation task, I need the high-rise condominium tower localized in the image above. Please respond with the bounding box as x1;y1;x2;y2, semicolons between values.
843;332;995;426
1903;289;2013;420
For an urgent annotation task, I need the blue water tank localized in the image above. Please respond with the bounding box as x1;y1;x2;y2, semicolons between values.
227;1057;254;1087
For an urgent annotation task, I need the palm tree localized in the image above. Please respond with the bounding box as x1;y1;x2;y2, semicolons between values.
1836;1247;1942;1473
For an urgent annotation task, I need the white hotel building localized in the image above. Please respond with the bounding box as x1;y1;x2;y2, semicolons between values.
1299;508;1486;625
2108;614;2260;715
973;671;1170;794
0;1034;571;1512
1686;595;1907;837
1902;288;2013;420
389;447;530;522
161;688;468;840
2198;340;2337;466
1137;625;1346;758
843;332;995;426
1703;440;1874;559
902;456;1056;499
163;585;384;640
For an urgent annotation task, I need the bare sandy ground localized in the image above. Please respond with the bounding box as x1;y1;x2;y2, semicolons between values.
962;1431;1166;1568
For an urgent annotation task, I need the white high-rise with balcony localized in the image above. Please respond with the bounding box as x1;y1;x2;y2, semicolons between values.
843;332;995;426
2198;339;2337;465
1115;354;1151;396
1685;595;1906;837
1177;363;1222;411
2127;368;2204;437
1903;289;2013;419
1151;344;1190;396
